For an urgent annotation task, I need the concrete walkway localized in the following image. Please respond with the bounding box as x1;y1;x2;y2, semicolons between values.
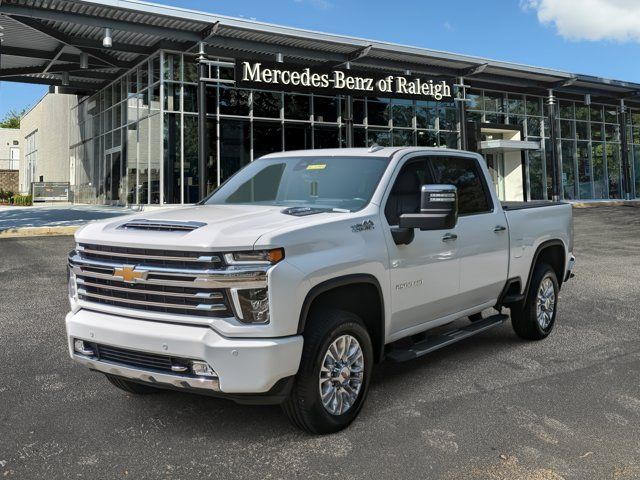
0;204;140;237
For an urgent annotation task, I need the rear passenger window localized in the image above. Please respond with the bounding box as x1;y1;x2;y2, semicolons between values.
429;156;492;215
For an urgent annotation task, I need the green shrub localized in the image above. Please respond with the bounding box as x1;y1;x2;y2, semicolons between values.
0;189;15;201
10;194;32;206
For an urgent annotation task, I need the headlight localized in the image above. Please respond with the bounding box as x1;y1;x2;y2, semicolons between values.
231;288;270;324
224;248;284;265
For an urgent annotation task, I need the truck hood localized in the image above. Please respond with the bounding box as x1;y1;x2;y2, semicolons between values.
75;204;342;251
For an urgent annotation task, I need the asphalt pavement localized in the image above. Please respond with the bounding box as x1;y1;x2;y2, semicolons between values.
0;205;135;230
1;206;639;479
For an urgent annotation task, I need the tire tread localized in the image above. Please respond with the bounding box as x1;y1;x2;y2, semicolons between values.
282;309;372;434
511;263;558;341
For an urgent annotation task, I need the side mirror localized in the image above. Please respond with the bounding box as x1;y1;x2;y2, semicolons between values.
399;184;458;231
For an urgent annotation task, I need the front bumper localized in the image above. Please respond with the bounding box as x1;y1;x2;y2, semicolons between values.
65;309;303;397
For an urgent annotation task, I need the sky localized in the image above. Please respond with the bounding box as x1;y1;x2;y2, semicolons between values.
2;0;640;119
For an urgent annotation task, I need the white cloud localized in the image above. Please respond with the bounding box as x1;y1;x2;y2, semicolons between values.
521;0;640;42
293;0;333;9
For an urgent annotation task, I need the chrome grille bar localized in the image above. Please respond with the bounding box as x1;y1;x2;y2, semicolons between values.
76;278;223;300
77;246;220;263
69;254;267;289
77;289;228;312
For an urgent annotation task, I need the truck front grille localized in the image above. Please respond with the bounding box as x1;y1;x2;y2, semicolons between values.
68;244;266;319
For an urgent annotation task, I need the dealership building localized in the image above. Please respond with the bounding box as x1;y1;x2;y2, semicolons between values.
2;0;640;205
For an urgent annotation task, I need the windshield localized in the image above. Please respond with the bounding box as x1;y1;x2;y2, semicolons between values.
204;156;389;212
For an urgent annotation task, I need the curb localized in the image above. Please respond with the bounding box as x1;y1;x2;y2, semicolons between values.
571;201;640;208
0;226;80;239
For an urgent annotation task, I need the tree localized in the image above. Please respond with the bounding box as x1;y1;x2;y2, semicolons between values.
0;108;27;129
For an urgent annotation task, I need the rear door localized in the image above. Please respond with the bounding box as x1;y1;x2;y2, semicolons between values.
428;155;509;311
382;155;461;337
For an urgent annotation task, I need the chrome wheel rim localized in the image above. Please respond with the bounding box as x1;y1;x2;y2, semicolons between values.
536;277;556;330
319;334;364;416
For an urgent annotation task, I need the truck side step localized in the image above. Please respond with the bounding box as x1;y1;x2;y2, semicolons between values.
385;314;509;362
501;293;524;304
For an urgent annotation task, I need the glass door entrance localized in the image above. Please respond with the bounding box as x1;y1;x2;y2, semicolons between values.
104;148;125;205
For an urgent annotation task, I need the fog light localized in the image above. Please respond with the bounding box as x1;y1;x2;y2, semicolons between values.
74;339;95;356
234;288;270;324
191;361;217;378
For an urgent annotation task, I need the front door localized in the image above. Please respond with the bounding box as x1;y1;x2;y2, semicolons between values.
428;155;509;311
382;155;461;339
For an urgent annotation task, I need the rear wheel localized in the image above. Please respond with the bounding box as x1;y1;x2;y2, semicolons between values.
282;309;373;434
511;263;559;340
105;374;162;394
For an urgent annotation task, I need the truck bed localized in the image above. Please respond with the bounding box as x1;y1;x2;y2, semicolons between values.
501;200;565;211
502;201;573;292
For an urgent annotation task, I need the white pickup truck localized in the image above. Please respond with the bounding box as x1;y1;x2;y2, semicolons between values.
66;147;575;434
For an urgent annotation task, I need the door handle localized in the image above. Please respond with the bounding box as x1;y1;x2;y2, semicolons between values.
493;225;507;232
442;233;458;242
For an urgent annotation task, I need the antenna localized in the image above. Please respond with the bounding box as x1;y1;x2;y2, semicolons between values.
368;143;384;153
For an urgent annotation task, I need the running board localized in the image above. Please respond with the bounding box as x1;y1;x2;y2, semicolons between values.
385;314;509;362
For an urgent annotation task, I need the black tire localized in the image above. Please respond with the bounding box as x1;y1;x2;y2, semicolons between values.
468;312;483;323
511;263;559;340
105;374;162;394
282;309;373;435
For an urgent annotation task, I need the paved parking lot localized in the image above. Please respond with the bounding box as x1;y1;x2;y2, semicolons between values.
0;205;135;231
1;206;639;479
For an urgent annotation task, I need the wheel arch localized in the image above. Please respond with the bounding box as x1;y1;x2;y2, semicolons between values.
297;274;386;363
523;239;566;303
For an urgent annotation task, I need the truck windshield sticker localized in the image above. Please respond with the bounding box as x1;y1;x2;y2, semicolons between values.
306;164;326;170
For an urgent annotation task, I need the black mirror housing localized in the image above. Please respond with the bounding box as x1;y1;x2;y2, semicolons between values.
399;184;458;231
390;227;415;245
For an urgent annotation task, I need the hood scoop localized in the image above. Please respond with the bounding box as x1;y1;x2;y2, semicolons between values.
281;206;328;217
118;219;207;232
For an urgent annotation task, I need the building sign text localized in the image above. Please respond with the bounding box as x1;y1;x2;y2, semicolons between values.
235;61;453;101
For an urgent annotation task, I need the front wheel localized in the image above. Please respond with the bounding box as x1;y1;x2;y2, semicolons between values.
282;309;373;434
511;263;559;340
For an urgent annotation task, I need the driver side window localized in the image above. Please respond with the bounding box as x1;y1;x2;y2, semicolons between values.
384;158;434;225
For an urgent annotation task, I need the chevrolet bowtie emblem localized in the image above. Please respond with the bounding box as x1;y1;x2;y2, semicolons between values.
113;265;148;283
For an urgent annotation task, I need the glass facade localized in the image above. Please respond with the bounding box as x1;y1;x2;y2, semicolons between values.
70;51;639;205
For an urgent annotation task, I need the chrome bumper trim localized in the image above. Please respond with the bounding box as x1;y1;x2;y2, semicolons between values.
73;354;221;391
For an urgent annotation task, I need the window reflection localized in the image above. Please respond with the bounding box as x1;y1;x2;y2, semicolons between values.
253;121;283;158
285;94;310;120
314;96;338;123
253;91;281;118
220;119;250;183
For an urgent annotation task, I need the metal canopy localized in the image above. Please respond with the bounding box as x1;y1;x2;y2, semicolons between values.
1;0;640;103
478;140;541;153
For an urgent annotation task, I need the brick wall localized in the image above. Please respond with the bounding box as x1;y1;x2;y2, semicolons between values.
0;170;19;193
